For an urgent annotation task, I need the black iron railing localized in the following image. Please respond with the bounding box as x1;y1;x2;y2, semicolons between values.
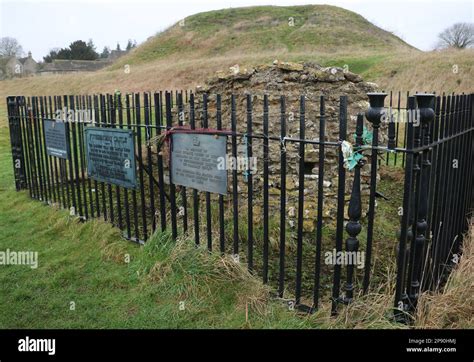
6;91;473;321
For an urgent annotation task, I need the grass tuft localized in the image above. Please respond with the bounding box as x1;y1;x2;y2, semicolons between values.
415;221;474;329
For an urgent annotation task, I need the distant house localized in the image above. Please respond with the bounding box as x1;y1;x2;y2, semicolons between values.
108;49;128;61
39;59;112;75
0;52;38;79
0;48;129;79
19;52;38;75
38;49;129;75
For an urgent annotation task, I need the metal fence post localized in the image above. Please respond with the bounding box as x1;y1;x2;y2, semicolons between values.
278;96;287;298
363;92;387;294
343;114;364;303
7;96;27;190
295;95;306;305
394;96;415;322
407;94;435;312
331;95;348;315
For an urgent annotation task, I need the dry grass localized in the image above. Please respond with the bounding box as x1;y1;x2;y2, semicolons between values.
414;220;474;329
372;48;474;94
0;50;369;96
300;220;474;329
1;48;471;106
143;234;271;317
308;264;408;329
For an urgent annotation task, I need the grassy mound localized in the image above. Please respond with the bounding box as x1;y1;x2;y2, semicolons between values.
112;5;412;67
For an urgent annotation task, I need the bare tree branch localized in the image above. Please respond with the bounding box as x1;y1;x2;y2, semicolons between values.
0;37;24;57
437;23;474;49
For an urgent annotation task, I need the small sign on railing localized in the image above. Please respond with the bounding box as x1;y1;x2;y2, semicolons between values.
170;133;227;195
43;119;69;159
84;127;137;189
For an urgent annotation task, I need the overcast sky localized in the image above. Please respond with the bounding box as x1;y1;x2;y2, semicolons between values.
1;0;473;61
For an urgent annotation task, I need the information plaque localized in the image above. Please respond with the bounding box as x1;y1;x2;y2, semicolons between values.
84;127;136;189
43;119;69;159
170;133;227;195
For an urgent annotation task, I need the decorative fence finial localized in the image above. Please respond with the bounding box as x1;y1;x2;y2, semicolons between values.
366;92;388;126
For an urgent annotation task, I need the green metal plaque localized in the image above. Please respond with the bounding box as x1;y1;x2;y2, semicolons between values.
43;119;69;159
84;127;136;189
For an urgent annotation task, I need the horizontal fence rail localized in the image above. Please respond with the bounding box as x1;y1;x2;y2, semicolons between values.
6;91;474;320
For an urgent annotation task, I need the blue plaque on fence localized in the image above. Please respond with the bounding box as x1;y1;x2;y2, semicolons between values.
84;127;136;189
43;119;69;159
171;133;227;195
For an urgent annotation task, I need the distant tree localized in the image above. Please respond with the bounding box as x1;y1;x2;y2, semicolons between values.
56;47;72;60
0;37;23;57
125;39;137;51
43;48;60;62
69;40;98;60
437;23;474;49
116;42;121;51
100;46;110;59
87;39;97;53
43;40;98;62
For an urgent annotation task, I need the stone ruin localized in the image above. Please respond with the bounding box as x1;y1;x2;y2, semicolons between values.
165;61;384;232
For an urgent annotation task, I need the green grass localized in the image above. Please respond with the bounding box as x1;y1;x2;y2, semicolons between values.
324;54;389;78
